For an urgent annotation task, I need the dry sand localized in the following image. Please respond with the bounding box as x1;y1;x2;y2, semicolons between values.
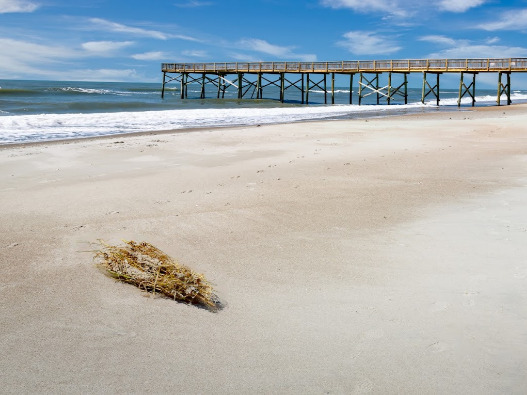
1;105;526;393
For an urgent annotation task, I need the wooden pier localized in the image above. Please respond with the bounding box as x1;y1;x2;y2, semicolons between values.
161;58;527;106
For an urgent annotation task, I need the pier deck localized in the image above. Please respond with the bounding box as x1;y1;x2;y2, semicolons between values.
161;58;527;106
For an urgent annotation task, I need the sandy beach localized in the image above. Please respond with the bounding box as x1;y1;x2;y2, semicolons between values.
1;105;527;393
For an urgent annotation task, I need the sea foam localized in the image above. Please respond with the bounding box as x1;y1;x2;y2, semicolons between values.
0;104;422;144
1;92;527;144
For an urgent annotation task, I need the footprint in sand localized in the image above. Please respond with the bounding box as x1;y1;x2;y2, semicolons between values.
427;341;447;353
463;291;478;307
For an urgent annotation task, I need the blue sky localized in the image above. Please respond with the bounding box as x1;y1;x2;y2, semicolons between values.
1;0;527;83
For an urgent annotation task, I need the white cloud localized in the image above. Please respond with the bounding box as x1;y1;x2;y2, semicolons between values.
428;44;527;59
486;37;500;45
420;34;527;58
337;31;401;55
82;41;134;55
320;0;392;12
172;34;202;42
438;0;486;13
174;1;212;7
239;39;293;57
478;9;527;31
320;0;485;15
0;37;76;79
181;50;208;58
87;18;201;42
238;38;316;62
419;35;458;46
89;18;170;40
0;37;72;65
132;51;168;60
0;37;143;81
0;0;38;13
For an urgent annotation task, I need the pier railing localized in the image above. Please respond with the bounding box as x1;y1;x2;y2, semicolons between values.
161;57;524;106
162;58;527;74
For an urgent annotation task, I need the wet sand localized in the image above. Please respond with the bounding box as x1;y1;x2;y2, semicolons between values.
1;105;526;393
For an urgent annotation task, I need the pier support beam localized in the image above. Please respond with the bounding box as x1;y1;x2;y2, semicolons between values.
305;74;327;104
161;72;166;99
255;74;281;100
497;72;511;106
358;73;381;105
256;73;263;99
301;73;305;104
349;73;354;104
422;72;441;106
458;72;477;107
161;72;182;99
280;73;285;102
200;73;206;99
279;74;304;103
180;73;187;99
331;73;335;104
387;72;408;105
217;74;223;98
237;73;243;99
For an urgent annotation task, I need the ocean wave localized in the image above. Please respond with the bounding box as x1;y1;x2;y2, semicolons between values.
434;92;527;106
0;103;427;144
46;87;157;96
307;89;352;94
56;87;133;96
0;88;41;96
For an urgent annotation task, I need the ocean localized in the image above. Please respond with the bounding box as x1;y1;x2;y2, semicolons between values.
1;79;526;145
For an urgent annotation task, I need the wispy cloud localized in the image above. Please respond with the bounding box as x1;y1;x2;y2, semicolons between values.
0;37;76;79
0;37;72;65
174;1;212;7
320;0;486;16
421;35;527;58
419;35;458;46
337;31;401;55
88;18;170;40
172;34;203;42
87;18;201;42
321;0;390;12
181;49;208;58
132;51;168;61
438;0;486;13
81;41;134;55
428;44;527;58
238;38;316;62
320;0;410;17
0;0;39;13
477;9;527;31
0;37;143;81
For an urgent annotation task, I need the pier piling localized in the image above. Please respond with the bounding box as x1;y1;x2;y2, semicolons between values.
163;58;527;106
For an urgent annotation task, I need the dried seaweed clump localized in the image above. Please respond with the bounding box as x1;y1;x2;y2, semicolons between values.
95;240;220;311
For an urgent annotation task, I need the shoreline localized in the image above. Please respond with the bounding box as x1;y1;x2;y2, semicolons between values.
1;102;524;149
1;107;526;392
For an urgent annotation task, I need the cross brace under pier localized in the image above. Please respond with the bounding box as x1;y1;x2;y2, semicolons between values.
161;70;514;106
358;72;408;105
498;72;512;106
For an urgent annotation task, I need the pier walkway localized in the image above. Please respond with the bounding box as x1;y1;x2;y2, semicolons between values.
161;58;527;106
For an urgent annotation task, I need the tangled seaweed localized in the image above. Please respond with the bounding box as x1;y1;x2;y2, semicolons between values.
95;240;221;312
